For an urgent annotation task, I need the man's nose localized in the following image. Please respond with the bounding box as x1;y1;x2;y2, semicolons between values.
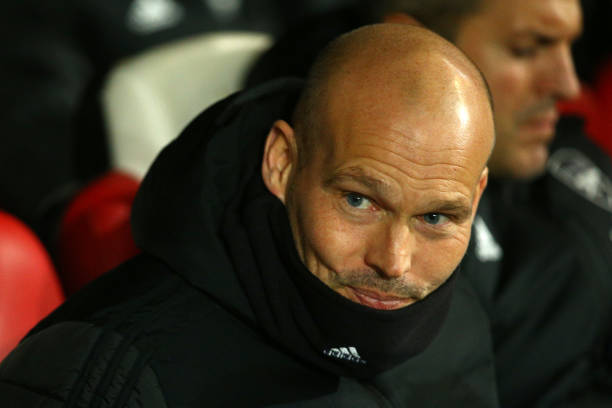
364;224;413;279
546;44;581;101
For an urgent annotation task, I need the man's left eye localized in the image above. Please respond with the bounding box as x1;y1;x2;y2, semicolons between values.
423;213;449;225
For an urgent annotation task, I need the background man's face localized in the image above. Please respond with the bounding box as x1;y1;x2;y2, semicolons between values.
454;0;581;179
284;77;491;310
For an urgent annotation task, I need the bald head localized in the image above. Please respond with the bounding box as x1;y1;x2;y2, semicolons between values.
292;23;494;170
302;21;486;85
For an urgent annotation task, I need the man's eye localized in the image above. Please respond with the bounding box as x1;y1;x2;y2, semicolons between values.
345;193;372;210
423;213;449;226
511;46;538;58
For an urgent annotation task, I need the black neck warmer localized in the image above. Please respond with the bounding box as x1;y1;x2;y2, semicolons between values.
222;168;456;379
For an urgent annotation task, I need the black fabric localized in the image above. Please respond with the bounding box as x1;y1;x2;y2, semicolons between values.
465;131;612;407
0;79;500;407
2;255;341;407
131;78;304;320
224;167;455;378
245;6;371;87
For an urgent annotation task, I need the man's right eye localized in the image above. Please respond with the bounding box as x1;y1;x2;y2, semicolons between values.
345;193;372;210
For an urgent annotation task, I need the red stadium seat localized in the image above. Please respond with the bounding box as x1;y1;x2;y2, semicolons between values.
0;211;65;361
58;171;141;295
559;58;612;158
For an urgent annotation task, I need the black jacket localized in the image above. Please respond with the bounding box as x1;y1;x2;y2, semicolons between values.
244;10;612;405
0;80;499;407
461;119;612;407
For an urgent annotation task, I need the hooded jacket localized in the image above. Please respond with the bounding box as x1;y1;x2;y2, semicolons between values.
244;8;612;406
0;79;499;407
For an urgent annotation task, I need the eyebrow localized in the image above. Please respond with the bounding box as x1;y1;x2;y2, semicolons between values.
514;29;580;44
324;167;394;198
423;199;473;222
325;166;474;220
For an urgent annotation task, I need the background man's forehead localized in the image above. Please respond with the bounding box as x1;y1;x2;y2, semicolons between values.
482;0;581;30
515;3;582;39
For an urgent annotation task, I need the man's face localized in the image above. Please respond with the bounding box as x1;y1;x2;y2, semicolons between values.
454;0;581;179
280;81;491;311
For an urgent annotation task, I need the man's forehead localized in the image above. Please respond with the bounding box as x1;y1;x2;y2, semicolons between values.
514;1;581;37
324;164;477;207
314;92;491;193
482;0;582;39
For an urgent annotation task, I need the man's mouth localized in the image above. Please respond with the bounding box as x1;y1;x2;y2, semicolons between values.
521;111;559;138
347;286;416;310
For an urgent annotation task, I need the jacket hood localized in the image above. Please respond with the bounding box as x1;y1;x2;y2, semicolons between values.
131;78;455;378
131;78;303;322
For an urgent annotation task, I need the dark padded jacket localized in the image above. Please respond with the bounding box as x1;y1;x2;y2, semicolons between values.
461;119;612;407
245;9;612;405
0;80;500;407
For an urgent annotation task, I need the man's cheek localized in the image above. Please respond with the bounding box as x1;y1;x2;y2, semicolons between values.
424;233;470;269
413;250;460;288
312;218;365;267
491;64;529;115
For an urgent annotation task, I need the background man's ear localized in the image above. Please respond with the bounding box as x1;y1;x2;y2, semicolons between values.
471;167;489;218
383;13;423;27
261;120;296;203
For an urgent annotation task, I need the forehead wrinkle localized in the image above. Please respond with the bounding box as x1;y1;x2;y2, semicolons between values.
326;165;474;215
398;181;474;218
350;124;478;155
359;139;474;159
324;166;397;197
352;141;477;180
332;157;475;196
359;154;478;201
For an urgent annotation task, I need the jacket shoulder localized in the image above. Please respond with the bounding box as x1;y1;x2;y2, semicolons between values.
0;321;167;407
0;254;204;407
0;254;333;406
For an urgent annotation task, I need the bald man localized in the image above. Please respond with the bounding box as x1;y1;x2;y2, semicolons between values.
247;1;612;406
0;24;498;407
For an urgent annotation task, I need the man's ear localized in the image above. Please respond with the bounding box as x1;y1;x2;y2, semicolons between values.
471;167;489;218
261;120;297;203
383;13;423;27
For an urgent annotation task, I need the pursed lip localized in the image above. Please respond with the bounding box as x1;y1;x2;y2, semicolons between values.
347;286;416;310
